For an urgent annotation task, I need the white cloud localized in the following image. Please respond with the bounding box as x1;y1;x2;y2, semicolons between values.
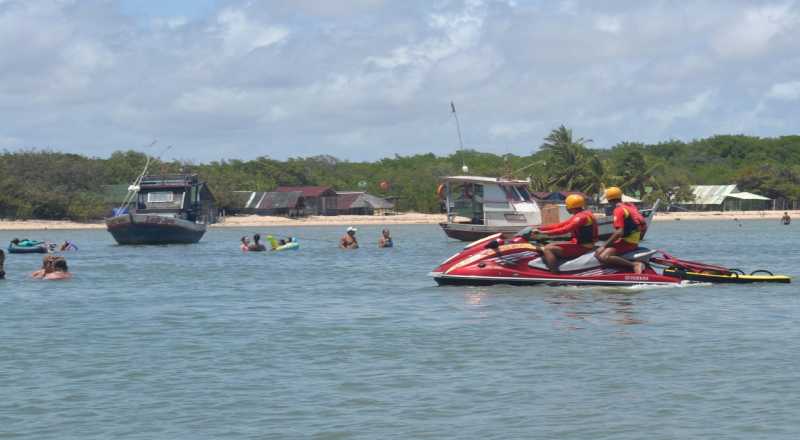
766;81;800;100
646;90;716;125
489;121;537;138
712;3;797;58
214;8;289;56
1;0;800;160
594;15;621;34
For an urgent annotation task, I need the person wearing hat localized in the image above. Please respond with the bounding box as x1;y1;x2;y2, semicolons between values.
595;186;647;274
532;194;598;273
340;227;359;249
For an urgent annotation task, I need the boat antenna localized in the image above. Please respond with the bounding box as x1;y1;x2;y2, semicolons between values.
451;101;468;174
118;140;157;211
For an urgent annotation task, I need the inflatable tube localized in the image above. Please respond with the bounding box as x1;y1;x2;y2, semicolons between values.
267;235;299;251
274;242;299;251
8;244;48;254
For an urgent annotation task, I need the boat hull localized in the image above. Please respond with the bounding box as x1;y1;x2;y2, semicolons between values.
106;214;206;245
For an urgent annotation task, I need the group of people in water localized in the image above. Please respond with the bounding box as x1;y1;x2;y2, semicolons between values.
0;252;72;280
239;227;394;251
2;238;76;281
240;233;296;252
529;186;648;274
339;227;393;249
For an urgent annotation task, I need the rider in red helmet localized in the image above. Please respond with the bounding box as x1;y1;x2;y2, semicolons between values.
595;186;647;274
533;194;598;273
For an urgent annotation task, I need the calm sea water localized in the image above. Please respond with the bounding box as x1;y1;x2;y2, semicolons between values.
1;220;798;439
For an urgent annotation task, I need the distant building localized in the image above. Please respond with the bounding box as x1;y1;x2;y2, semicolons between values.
680;185;772;211
230;191;305;216
336;192;395;215
274;186;338;215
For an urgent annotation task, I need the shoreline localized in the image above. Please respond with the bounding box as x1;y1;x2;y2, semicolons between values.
1;210;797;231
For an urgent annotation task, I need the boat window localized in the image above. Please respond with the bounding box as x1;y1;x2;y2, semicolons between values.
147;192;175;203
502;185;525;202
515;186;532;201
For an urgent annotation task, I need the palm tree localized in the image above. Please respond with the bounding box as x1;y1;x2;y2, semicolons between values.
538;125;604;194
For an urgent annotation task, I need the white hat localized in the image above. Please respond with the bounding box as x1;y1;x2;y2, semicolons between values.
346;226;357;232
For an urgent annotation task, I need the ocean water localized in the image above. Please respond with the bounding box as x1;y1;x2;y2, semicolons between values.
0;220;798;439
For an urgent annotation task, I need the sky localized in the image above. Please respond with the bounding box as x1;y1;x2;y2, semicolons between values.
1;0;799;162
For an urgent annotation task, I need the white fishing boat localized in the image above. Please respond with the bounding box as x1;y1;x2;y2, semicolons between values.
438;175;658;241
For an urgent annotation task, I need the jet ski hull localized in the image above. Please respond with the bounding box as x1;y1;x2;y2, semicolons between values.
431;234;682;287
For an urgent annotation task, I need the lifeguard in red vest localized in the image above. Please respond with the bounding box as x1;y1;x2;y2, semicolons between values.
595;186;647;274
533;194;598;273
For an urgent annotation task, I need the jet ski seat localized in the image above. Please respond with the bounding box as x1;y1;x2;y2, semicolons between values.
528;247;657;272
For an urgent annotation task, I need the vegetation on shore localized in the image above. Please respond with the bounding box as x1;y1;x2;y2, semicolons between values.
2;128;799;221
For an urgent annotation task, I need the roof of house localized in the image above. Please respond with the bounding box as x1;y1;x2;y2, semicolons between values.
257;191;303;210
599;194;642;203
688;185;739;205
441;175;529;185
727;191;771;201
337;192;395;210
275;186;335;197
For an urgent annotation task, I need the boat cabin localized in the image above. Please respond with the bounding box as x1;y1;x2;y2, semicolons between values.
134;174;216;224
441;176;542;227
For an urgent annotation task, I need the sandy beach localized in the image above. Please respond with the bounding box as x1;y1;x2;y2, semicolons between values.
0;210;796;231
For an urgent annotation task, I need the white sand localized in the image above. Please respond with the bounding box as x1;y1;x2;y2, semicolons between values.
1;210;796;230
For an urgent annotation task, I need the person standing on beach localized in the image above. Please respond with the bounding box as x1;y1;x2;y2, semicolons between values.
595;187;647;274
340;227;359;249
781;212;791;225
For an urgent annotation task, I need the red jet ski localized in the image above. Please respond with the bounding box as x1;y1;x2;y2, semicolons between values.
430;233;684;287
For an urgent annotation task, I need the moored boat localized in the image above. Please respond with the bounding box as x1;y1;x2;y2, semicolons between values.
105;173;216;245
437;175;657;242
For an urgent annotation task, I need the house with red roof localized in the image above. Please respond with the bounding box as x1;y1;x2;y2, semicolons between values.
275;186;338;215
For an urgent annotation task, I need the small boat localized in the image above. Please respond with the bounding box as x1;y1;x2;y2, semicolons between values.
437;175;657;242
430;234;790;286
8;241;49;254
106;170;216;245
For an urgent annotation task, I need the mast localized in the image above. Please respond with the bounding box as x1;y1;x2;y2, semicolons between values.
451;101;469;174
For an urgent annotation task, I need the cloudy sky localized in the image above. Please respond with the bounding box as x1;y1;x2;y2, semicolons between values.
1;0;799;161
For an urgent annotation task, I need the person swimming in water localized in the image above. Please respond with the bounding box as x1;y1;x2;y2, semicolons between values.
60;240;78;251
378;229;393;248
340;227;359;249
240;236;250;252
45;258;72;280
248;233;267;252
781;212;791;225
0;249;5;280
31;255;61;279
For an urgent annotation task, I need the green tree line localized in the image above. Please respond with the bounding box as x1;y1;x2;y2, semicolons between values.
2;128;799;221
